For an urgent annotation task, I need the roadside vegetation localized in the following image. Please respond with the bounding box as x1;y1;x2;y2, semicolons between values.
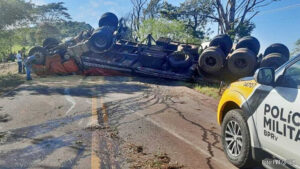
193;83;221;99
181;81;221;99
0;63;25;95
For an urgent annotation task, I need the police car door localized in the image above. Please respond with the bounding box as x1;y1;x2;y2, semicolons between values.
256;58;300;167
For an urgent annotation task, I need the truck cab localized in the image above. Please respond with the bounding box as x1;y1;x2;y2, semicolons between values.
217;54;300;169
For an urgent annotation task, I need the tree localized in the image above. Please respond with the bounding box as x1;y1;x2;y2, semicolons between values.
35;23;61;44
207;0;279;39
138;18;201;44
0;1;77;60
0;0;34;30
160;1;180;20
179;0;214;39
160;0;212;39
0;31;14;60
34;2;71;24
144;0;162;19
54;21;93;39
130;0;148;31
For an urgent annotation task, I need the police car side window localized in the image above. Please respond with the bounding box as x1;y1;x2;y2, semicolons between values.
281;60;300;88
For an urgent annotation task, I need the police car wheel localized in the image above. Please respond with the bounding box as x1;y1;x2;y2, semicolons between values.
222;109;256;168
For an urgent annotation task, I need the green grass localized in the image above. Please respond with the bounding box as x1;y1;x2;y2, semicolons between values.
179;81;221;99
193;83;220;99
0;73;25;95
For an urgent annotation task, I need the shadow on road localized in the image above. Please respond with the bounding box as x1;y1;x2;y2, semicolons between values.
4;82;149;98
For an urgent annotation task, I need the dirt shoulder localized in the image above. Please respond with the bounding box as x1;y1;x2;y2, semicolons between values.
0;63;25;95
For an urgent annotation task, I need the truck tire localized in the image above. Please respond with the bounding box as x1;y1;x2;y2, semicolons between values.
43;38;59;50
227;48;257;77
209;34;233;55
168;51;193;70
260;53;288;69
264;43;290;59
98;12;118;30
198;46;225;74
88;26;114;53
28;46;49;65
236;36;260;55
222;109;256;168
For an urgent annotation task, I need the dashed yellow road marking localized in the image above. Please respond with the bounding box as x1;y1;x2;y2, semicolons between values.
91;96;101;169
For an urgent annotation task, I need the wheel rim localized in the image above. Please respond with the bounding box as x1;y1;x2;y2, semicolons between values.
225;120;243;157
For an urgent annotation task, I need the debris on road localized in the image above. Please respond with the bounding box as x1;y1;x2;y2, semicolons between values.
0;113;12;123
123;144;184;169
28;12;291;84
0;131;11;144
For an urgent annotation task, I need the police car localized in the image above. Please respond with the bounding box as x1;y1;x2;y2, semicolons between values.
217;54;300;169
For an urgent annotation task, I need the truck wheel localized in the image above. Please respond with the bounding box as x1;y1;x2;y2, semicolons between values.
236;36;260;55
28;46;49;65
264;43;290;59
198;46;225;74
260;53;288;69
88;26;114;53
98;12;118;30
168;51;193;70
227;48;257;77
209;34;233;55
222;109;256;168
43;38;59;50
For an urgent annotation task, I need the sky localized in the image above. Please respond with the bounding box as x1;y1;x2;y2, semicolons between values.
30;0;300;54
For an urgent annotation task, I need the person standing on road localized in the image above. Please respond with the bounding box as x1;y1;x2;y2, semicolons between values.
24;55;36;81
16;51;22;73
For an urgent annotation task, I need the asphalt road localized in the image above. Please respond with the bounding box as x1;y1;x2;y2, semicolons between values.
0;75;236;169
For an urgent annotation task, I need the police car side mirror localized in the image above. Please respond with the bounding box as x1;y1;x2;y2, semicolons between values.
254;68;275;86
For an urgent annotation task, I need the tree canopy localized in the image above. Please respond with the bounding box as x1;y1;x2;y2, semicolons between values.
138;18;201;44
0;0;91;61
128;0;280;41
0;0;33;30
208;0;279;39
34;2;72;24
